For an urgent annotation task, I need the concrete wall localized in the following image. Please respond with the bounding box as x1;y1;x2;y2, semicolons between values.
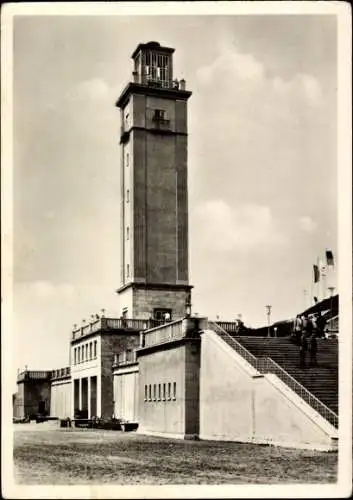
138;345;186;436
199;330;337;450
100;333;139;419
133;287;188;320
51;379;71;418
138;338;201;438
122;93;189;288
113;365;139;422
15;379;51;419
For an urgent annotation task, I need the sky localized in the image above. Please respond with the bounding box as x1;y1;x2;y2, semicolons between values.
10;12;339;381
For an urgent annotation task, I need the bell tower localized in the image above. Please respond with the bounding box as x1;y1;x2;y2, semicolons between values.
116;42;192;321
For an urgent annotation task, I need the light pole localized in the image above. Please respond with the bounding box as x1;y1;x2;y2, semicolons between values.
265;305;272;338
328;286;335;323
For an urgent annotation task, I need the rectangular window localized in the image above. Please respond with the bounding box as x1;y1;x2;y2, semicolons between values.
73;348;76;365
162;383;166;401
173;382;176;400
89;342;92;360
153;384;156;401
158;384;161;401
126;189;130;203
85;344;88;361
93;340;97;358
144;385;147;401
81;346;84;362
148;384;152;401
167;382;171;400
153;109;167;122
77;348;80;363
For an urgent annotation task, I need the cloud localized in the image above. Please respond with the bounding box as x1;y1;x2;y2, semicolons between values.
193;200;285;253
298;216;317;233
66;78;111;103
197;45;264;84
196;42;323;109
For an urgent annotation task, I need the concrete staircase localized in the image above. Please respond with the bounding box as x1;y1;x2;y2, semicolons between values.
235;336;338;415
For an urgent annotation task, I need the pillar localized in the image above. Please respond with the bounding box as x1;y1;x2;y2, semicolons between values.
79;378;82;410
88;377;91;418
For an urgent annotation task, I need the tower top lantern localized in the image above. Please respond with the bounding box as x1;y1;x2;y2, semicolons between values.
131;41;175;89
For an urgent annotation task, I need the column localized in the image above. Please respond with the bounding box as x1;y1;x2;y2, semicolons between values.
88;377;91;419
79;378;82;411
97;374;101;417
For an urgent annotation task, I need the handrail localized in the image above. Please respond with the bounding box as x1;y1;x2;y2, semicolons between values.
208;321;338;429
257;357;338;428
208;321;258;366
144;319;184;348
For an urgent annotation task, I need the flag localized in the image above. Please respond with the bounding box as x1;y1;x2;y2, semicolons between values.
326;250;334;266
313;264;320;283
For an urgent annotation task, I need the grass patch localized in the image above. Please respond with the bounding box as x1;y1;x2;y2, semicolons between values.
13;427;337;485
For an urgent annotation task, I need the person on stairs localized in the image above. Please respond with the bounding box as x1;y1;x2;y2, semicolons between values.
299;315;309;368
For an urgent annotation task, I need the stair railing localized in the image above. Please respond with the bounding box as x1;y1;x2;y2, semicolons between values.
257;357;338;428
208;321;258;367
207;321;338;429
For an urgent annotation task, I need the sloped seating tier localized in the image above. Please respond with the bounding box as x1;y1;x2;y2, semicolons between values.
235;336;338;415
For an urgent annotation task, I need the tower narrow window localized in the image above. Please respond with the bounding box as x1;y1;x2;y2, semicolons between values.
126;153;129;167
127;264;130;278
144;385;147;401
173;382;176;400
167;382;171;400
93;341;97;358
153;384;156;401
126;189;130;203
162;383;166;401
85;344;88;361
74;348;77;365
126;227;129;240
158;383;161;401
148;384;152;401
89;342;92;360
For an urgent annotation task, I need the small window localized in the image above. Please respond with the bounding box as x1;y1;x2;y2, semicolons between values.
153;384;156;401
127;264;130;278
153;109;167;122
158;384;161;401
167;382;171;400
126;227;129;240
144;385;147;401
126;189;130;203
173;382;176;400
153;308;172;321
126;153;129;167
148;384;152;401
162;383;166;401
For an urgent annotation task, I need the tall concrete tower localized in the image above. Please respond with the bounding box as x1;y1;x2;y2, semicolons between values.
116;41;192;321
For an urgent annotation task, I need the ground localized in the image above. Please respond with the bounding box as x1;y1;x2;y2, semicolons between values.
13;423;337;485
